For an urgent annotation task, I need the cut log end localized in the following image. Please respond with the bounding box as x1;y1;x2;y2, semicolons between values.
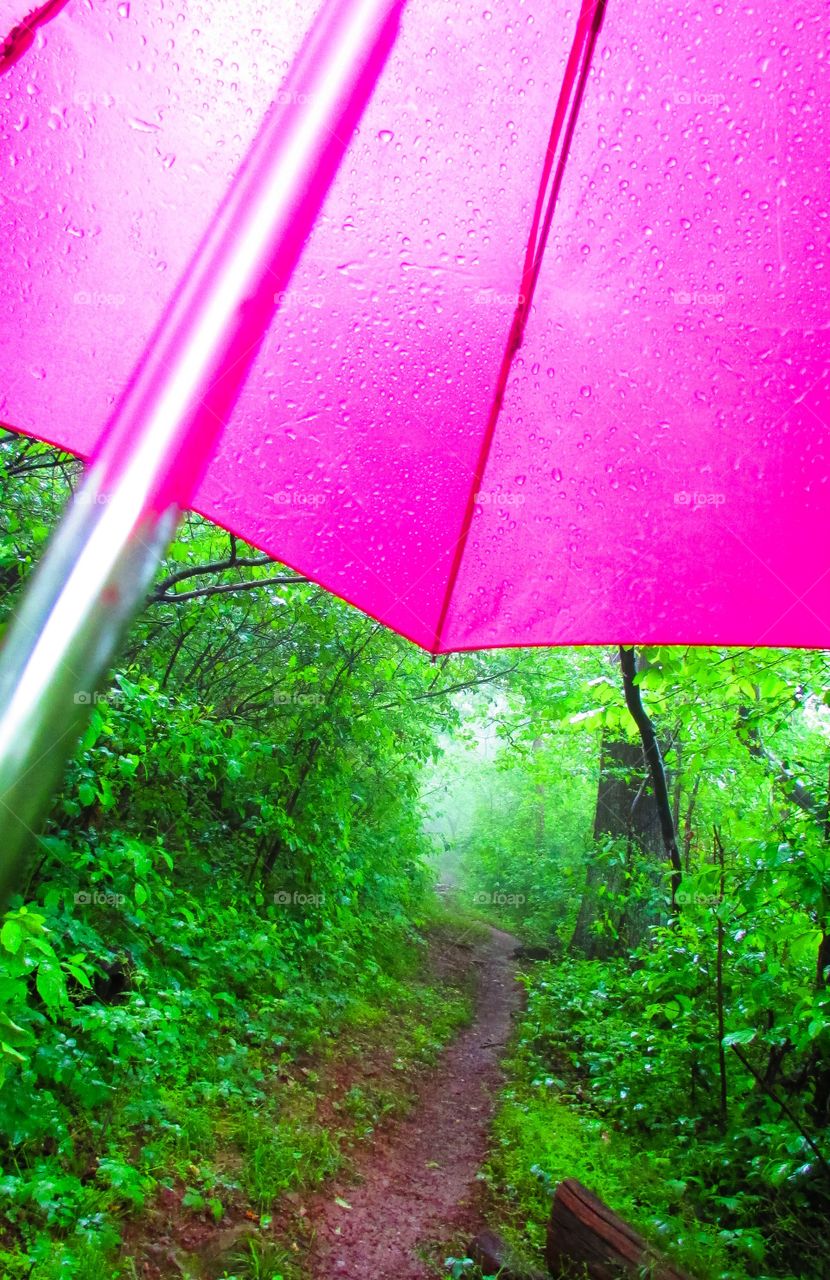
546;1179;695;1280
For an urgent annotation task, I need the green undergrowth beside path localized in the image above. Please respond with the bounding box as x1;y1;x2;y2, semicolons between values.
0;897;475;1280
472;954;824;1280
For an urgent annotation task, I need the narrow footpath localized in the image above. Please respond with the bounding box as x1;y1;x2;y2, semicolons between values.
303;927;522;1279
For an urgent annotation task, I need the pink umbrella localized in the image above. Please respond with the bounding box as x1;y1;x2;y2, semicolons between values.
0;0;828;880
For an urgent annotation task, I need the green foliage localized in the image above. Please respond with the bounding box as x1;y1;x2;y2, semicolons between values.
487;1071;739;1278
0;432;489;1273
428;709;596;941
236;1102;340;1208
221;1234;301;1280
442;1258;495;1279
430;645;830;1280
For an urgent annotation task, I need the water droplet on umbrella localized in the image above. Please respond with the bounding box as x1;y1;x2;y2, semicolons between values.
117;1;131;15
580;385;592;397
128;118;160;133
377;130;394;144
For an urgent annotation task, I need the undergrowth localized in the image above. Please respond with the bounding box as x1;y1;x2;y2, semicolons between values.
481;954;827;1280
0;894;472;1280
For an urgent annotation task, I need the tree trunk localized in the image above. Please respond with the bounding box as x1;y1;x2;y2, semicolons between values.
570;736;661;958
532;736;546;853
619;646;683;909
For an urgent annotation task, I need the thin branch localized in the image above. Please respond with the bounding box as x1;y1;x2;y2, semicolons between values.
738;705;827;823
151;553;295;595
362;664;520;715
730;1045;830;1183
150;574;309;605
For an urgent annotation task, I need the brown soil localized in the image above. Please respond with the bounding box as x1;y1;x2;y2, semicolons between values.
300;926;521;1279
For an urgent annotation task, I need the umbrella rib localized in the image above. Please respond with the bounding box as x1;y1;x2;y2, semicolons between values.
431;0;608;653
518;0;608;327
0;0;71;76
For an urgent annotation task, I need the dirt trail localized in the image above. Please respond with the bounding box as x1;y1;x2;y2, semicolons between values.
303;927;521;1279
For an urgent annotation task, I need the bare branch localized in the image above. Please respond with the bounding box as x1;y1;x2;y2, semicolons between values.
361;664;520;716
737;705;828;823
150;574;309;605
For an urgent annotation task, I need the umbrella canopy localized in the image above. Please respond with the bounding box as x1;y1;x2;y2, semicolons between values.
1;0;828;652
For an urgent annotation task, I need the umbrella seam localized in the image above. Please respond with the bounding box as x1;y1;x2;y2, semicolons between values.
431;0;608;653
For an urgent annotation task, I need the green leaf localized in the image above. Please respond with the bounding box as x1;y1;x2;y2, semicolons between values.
118;755;139;779
35;963;66;1011
0;920;23;955
64;963;93;989
723;1028;757;1047
767;1161;793;1187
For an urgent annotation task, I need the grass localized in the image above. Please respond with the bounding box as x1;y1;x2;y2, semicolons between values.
0;908;479;1279
420;894;497;948
237;1110;340;1209
219;1236;305;1280
481;1022;751;1280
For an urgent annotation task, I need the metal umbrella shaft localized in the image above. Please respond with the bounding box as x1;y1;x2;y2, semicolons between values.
0;0;406;902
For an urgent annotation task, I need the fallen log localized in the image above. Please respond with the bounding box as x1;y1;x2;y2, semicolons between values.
546;1179;694;1280
468;1228;548;1280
